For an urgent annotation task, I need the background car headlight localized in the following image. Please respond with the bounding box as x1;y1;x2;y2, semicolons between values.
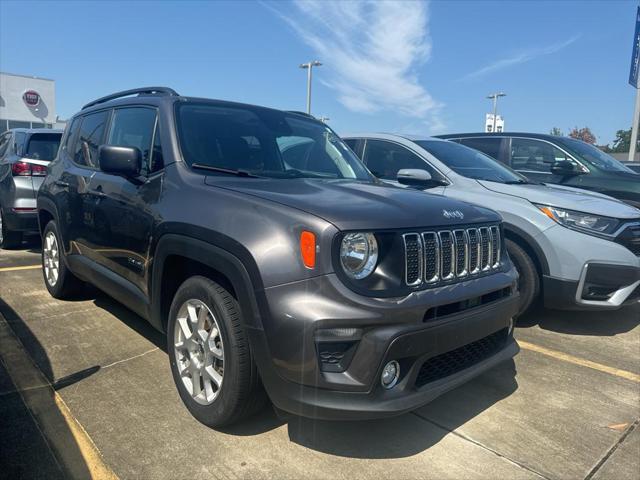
340;232;378;279
536;204;619;235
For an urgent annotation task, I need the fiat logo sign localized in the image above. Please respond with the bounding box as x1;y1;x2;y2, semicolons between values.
23;90;40;107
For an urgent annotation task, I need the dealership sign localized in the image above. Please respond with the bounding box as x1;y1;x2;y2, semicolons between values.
22;90;40;107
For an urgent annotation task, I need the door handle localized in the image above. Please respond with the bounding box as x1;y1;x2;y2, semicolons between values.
54;180;70;188
90;185;107;198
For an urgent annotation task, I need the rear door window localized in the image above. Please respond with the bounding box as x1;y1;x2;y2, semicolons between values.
458;137;503;161
74;110;110;168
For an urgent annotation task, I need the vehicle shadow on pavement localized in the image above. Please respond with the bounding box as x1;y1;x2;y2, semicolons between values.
286;360;518;459
517;303;640;336
0;297;98;479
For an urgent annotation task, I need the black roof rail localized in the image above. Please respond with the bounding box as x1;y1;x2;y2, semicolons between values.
82;87;179;110
286;110;316;119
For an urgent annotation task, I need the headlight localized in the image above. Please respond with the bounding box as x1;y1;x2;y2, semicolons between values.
535;204;619;235
340;232;378;279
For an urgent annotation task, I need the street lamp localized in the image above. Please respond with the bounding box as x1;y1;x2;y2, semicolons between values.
486;92;506;132
300;60;322;114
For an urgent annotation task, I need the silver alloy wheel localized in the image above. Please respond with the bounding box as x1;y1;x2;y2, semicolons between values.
174;299;225;405
43;231;60;286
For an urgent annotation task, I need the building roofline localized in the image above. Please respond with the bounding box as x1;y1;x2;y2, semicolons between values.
0;71;55;82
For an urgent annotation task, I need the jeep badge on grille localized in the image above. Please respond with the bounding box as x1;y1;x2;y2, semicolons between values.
442;209;464;220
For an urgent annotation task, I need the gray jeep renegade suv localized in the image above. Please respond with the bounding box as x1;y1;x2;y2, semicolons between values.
37;87;519;427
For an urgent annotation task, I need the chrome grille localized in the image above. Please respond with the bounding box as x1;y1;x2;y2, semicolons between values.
422;232;440;283
404;225;502;287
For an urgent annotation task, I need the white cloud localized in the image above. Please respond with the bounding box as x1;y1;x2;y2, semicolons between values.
462;35;581;81
268;0;443;130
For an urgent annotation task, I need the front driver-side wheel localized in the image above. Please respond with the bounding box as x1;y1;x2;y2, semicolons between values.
505;239;540;317
167;276;265;427
41;221;84;298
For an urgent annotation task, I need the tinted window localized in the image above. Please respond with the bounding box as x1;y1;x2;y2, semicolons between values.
25;133;62;161
459;137;502;160
510;138;572;173
108;108;157;173
415;140;525;184
363;140;433;180
74;111;109;167
176;104;371;180
557;137;636;173
344;138;358;152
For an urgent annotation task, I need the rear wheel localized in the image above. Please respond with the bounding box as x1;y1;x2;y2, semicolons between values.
0;208;23;249
41;221;84;298
506;239;540;317
167;276;265;427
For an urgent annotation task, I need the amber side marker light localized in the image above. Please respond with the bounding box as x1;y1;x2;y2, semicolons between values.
300;231;316;268
539;206;557;221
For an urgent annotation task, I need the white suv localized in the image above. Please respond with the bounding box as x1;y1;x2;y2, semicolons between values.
344;133;640;316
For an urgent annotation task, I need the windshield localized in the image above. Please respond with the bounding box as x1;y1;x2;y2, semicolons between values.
176;103;372;180
24;133;61;161
558;137;636;174
415;140;528;184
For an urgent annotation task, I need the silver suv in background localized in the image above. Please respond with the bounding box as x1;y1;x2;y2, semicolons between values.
344;133;640;316
0;128;62;248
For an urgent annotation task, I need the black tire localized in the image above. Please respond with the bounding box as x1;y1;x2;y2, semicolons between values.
0;208;23;249
41;221;84;299
167;276;265;427
506;239;540;317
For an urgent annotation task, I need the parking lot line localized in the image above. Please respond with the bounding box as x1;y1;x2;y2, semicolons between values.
0;315;118;480
0;265;41;272
518;340;640;383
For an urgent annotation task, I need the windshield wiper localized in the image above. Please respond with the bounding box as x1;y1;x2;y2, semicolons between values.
191;163;261;178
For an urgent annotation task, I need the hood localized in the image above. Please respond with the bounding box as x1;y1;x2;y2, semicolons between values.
205;177;500;231
477;180;640;219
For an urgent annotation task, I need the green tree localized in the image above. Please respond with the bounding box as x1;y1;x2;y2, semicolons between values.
611;128;632;153
549;127;563;136
568;127;596;144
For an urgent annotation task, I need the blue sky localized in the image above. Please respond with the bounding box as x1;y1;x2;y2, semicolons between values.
0;0;635;144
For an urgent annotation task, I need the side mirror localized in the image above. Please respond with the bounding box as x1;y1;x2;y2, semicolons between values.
98;145;141;177
397;169;445;189
550;160;583;176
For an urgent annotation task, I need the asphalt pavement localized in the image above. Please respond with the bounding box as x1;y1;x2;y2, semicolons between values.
0;241;638;480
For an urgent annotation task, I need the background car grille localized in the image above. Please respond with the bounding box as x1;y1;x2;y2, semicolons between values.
615;223;640;257
414;328;509;388
403;224;502;287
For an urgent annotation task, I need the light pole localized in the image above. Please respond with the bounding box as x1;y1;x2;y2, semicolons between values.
300;60;322;114
486;92;506;132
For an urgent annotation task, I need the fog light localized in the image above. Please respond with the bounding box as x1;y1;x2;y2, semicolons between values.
381;360;400;389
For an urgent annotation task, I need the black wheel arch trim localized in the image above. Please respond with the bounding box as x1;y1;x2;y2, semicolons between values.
150;231;267;333
502;223;550;276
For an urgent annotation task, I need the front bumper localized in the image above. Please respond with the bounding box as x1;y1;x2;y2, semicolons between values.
250;268;520;420
544;263;640;310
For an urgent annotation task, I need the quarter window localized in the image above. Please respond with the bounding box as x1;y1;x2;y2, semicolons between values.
74;111;109;168
363;140;435;180
510;138;572;173
107;108;157;174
